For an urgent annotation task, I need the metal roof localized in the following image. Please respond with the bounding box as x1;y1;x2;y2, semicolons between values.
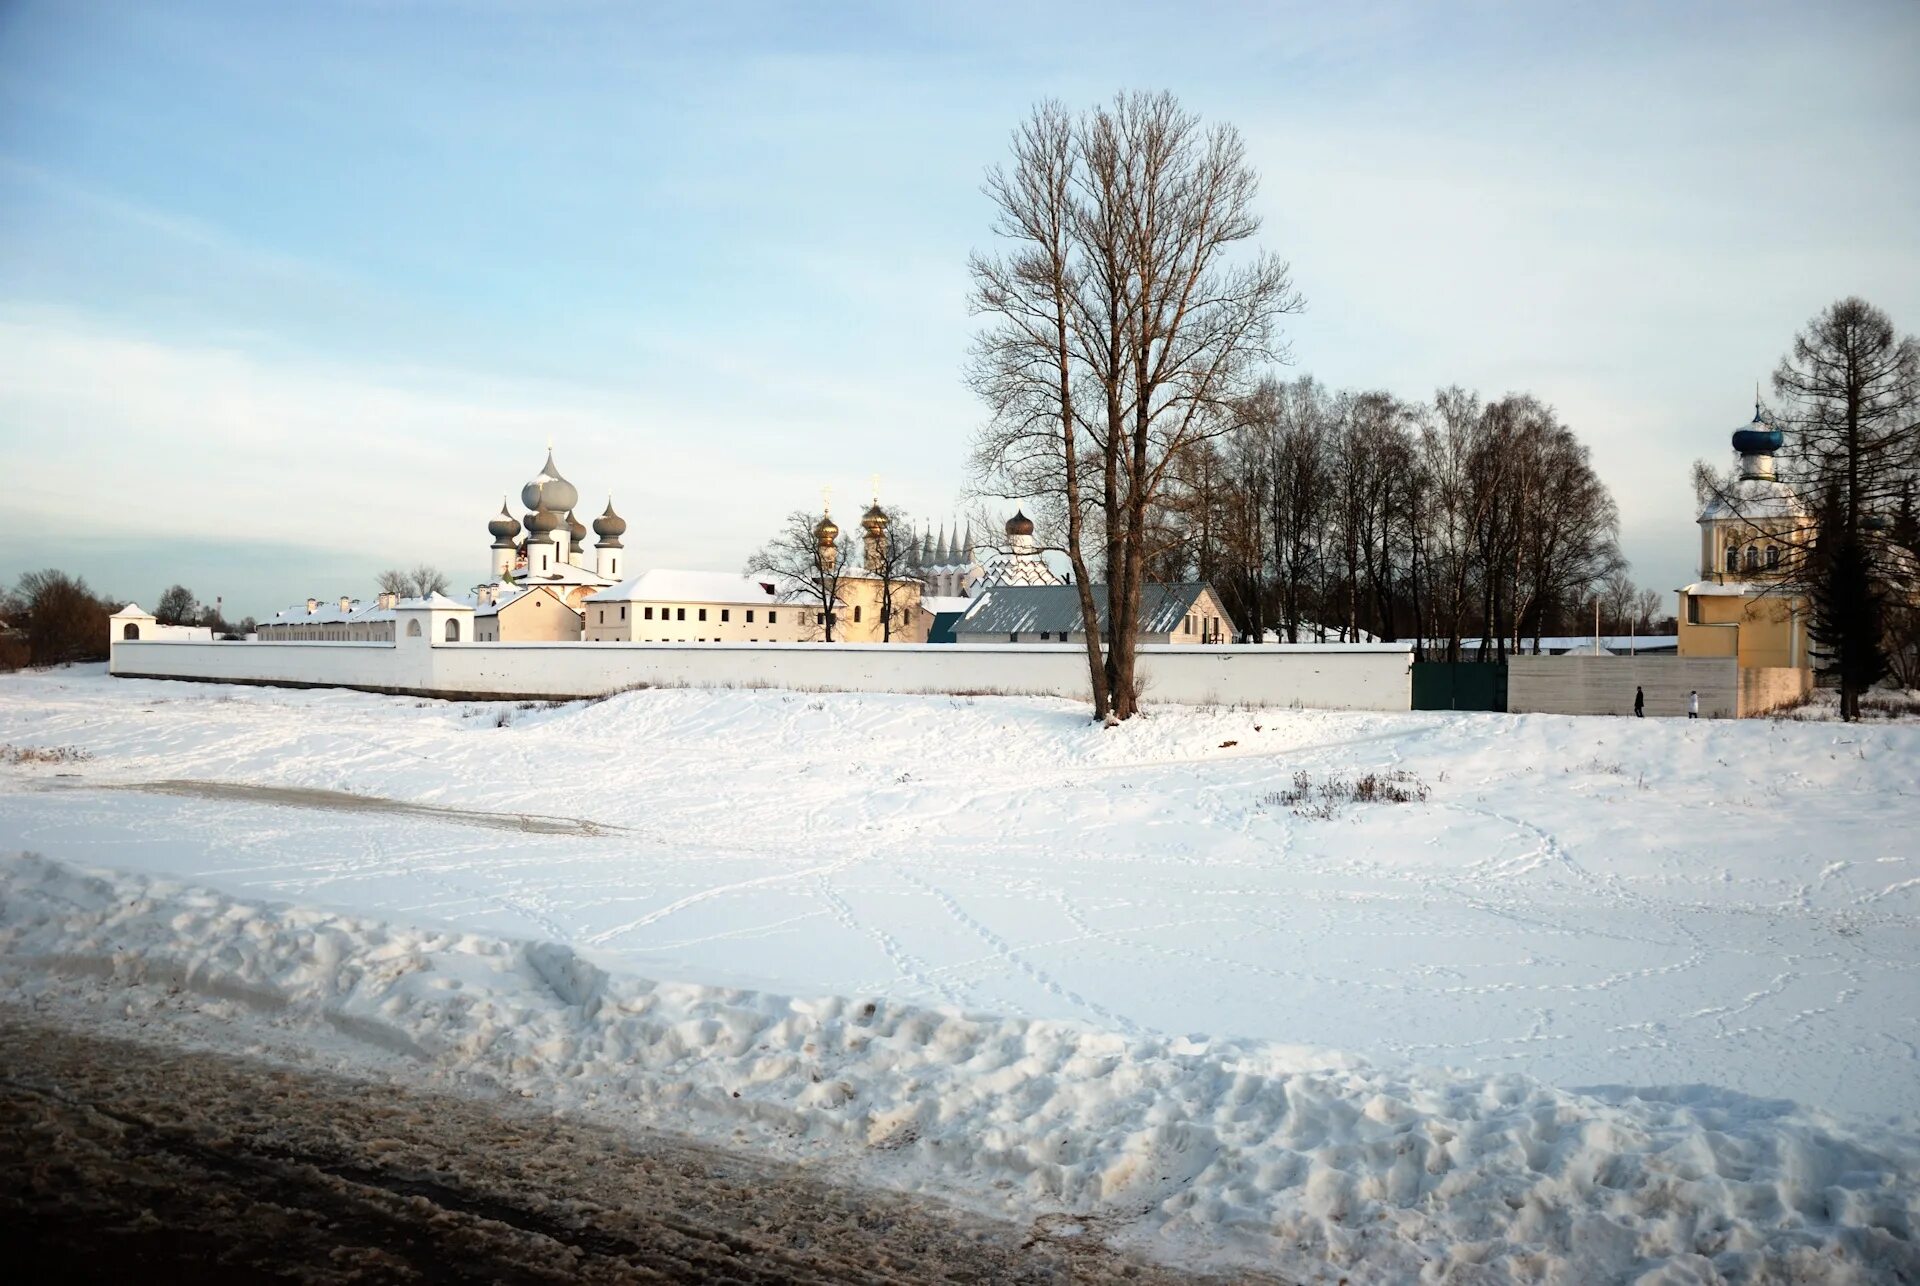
952;583;1223;637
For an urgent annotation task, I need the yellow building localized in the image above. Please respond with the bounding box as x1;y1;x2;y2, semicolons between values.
1677;403;1813;669
800;505;931;643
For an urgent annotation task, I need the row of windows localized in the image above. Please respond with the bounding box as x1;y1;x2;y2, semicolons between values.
1726;545;1781;572
595;605;778;625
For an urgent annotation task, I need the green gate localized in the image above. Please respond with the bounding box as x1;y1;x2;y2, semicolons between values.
1411;661;1508;711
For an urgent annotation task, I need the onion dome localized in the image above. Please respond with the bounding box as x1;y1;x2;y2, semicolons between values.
1731;401;1785;482
593;498;626;547
814;512;839;543
565;510;588;546
1005;510;1035;537
487;500;521;545
861;502;887;531
525;507;561;539
520;449;579;514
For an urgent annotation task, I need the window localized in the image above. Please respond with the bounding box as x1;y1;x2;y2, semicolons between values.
1745;545;1759;571
1726;547;1739;572
698;608;708;622
444;618;461;642
768;611;777;624
122;622;140;640
721;609;730;622
853;606;862;623
620;606;626;620
598;610;604;624
1686;594;1701;625
1040;631;1051;641
407;619;422;638
1184;616;1193;635
816;612;824;625
677;608;686;621
644;606;653;620
1009;632;1019;642
746;610;755;623
1766;545;1780;568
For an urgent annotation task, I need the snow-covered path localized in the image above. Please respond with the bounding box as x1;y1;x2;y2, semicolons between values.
2;666;1914;1124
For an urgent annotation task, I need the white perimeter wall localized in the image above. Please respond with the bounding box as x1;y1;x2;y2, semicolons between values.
111;639;1413;711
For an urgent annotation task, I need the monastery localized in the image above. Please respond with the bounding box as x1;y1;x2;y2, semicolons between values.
255;450;1079;646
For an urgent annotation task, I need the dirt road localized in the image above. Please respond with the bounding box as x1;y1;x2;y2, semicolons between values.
0;1008;1274;1284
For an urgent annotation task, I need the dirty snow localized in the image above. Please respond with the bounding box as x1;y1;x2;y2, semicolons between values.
1;665;1917;1278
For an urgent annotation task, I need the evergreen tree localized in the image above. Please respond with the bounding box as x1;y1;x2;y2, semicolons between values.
1805;481;1889;719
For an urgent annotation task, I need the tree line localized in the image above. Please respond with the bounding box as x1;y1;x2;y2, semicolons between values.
1141;376;1651;655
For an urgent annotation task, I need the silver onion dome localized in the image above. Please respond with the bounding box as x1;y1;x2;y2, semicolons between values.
488;500;521;544
593;498;627;545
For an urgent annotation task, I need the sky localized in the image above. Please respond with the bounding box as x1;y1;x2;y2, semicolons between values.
1;0;1916;620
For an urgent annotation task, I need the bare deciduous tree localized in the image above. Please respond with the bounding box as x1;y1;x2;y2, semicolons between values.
408;565;450;598
746;510;848;642
155;584;198;626
971;92;1303;721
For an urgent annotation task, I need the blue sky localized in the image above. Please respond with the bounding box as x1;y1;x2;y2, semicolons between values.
2;0;1916;618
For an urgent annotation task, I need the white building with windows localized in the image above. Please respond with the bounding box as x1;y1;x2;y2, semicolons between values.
581;571;812;643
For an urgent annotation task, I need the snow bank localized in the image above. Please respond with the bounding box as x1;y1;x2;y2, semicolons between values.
3;851;1913;1282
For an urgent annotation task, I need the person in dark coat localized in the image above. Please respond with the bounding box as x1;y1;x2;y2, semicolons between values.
1633;686;1644;717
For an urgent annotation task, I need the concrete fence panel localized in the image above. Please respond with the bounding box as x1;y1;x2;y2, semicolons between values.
1507;656;1738;718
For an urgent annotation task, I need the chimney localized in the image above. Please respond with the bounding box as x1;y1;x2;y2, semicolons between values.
377;591;398;610
306;597;318;614
339;596;352;613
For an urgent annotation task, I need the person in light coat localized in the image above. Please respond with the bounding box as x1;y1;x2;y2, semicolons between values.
1688;690;1700;719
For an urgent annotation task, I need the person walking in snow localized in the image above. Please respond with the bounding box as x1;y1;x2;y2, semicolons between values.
1633;686;1644;718
1688;690;1699;719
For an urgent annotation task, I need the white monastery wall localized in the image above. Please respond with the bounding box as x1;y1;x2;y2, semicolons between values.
110;636;1413;711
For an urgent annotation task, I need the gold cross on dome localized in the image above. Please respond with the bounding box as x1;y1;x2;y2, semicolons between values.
821;484;832;515
870;473;881;504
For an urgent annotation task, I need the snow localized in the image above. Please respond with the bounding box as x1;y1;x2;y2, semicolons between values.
2;666;1917;1277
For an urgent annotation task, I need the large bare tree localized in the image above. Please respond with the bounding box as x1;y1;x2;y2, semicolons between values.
968;100;1113;718
971;92;1302;721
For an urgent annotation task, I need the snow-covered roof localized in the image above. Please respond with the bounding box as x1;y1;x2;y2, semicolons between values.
477;585;580;618
1678;581;1792;598
1699;477;1808;523
922;595;972;615
520;561;616;588
586;569;793;606
396;592;472;611
109;602;150;618
956;584;1228;637
265;599;397;626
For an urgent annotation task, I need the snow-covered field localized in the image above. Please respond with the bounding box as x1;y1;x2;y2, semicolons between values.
2;665;1916;1280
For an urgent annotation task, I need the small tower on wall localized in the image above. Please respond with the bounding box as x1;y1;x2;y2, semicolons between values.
593;498;626;581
